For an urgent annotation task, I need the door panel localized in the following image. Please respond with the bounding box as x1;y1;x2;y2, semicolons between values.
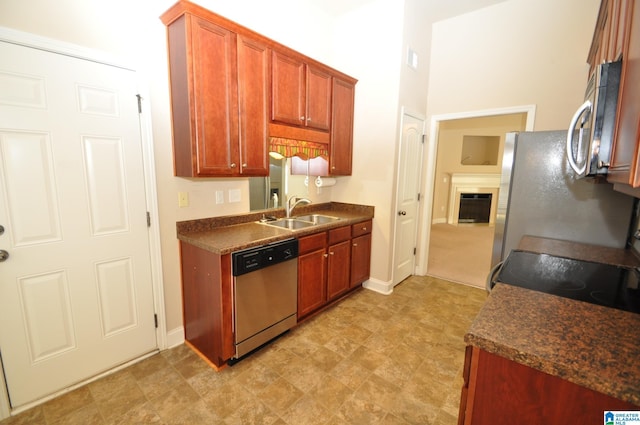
1;130;61;246
0;41;157;408
393;112;424;285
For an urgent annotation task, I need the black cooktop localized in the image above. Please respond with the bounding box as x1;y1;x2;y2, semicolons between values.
495;250;640;314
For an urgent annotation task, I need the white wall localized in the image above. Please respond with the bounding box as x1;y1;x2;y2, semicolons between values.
330;0;405;284
427;0;600;131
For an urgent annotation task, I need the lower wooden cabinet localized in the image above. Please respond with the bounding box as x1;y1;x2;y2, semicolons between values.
179;241;234;368
326;227;352;300
458;346;636;425
297;220;371;320
298;232;327;318
350;220;372;286
178;219;373;367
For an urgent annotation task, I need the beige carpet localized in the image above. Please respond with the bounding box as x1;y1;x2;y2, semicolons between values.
427;223;495;288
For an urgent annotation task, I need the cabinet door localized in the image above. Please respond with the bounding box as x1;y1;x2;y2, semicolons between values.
327;240;351;300
298;247;327;318
271;50;305;127
237;35;269;176
306;65;332;131
608;0;640;186
350;233;371;286
330;78;355;175
190;16;239;176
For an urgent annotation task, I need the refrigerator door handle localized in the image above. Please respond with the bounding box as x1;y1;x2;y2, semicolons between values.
566;100;592;176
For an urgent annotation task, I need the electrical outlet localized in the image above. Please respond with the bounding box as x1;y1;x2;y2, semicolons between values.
178;192;189;208
215;190;224;204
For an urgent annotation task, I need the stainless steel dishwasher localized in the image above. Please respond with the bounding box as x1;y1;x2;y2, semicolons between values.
232;238;298;359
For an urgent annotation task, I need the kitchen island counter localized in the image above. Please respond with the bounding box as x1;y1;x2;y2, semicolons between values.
465;283;640;406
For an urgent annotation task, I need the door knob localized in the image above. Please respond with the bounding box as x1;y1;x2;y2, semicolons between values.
0;225;4;235
398;211;407;216
0;250;9;262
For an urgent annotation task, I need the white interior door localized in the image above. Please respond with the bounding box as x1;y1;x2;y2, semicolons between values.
393;111;424;286
0;41;157;408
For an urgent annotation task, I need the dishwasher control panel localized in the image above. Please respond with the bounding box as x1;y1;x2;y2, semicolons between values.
232;238;299;276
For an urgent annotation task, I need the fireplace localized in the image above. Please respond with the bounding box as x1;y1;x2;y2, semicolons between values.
448;174;500;225
458;193;492;223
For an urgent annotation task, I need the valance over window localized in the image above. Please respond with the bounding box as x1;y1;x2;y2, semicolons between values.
269;137;328;159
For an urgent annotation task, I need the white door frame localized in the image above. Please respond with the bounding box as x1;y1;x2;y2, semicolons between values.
416;105;536;277
0;26;166;420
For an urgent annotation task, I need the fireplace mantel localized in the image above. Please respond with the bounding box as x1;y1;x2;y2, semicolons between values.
448;173;501;224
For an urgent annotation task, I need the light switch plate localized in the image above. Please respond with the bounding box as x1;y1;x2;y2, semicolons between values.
215;190;224;204
178;192;189;208
228;189;241;203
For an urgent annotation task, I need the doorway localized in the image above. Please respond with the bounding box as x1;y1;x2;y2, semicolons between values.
421;107;534;287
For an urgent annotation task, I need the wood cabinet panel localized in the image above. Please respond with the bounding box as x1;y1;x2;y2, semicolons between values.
167;15;239;177
608;0;640;186
327;240;351;300
351;233;371;286
298;247;327;318
179;241;233;367
459;347;636;425
299;231;326;253
328;226;351;244
306;65;332;131
330;78;356;175
237;35;269;175
352;220;372;238
271;51;306;127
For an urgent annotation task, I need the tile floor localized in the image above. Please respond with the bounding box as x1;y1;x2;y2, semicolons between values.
0;276;486;425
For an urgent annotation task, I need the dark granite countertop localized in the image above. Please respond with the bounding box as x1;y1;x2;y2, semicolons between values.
467;282;640;406
176;202;374;254
518;235;640;268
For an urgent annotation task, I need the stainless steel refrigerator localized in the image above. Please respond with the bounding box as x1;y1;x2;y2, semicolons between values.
491;130;635;267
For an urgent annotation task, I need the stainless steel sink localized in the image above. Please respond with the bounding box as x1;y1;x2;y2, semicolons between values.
293;214;342;225
258;214;342;230
259;218;316;230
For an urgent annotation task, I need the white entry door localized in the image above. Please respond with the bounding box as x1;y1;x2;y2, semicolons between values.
0;41;157;408
393;111;424;286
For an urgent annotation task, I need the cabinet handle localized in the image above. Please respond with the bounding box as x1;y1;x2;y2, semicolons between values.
329;251;335;255
230;163;237;168
353;243;358;247
300;116;305;121
242;163;247;167
362;227;367;231
324;253;328;258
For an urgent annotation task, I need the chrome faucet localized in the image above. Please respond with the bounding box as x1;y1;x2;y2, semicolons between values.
286;196;311;218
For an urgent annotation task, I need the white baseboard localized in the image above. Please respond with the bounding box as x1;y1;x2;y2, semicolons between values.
362;277;394;295
165;327;185;349
432;218;447;225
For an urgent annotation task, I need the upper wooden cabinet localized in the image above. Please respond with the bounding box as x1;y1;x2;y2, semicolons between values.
161;1;356;178
591;0;640;188
271;51;332;132
330;78;356;175
161;4;269;177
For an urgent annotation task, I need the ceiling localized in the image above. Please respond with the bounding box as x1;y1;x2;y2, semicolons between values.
316;0;508;21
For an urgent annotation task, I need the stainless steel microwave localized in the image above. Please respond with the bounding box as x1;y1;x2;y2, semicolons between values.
566;60;622;178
